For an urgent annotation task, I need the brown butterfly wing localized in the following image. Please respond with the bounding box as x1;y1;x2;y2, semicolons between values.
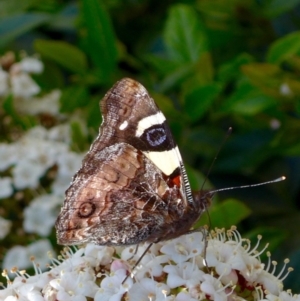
56;78;205;246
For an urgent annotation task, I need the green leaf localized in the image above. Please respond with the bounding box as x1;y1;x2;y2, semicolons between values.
47;3;78;31
34;40;88;74
230;94;275;115
158;63;196;93
267;31;300;64
184;83;222;122
151;92;179;121
70;120;88;152
198;199;252;229
218;53;254;83
81;0;118;80
215;130;274;173
60;86;89;113
0;13;51;48
241;63;282;94
34;60;65;90
163;4;208;63
0;0;35;18
3;94;35;129
262;0;300;18
220;80;276;115
86;97;102;130
143;54;181;76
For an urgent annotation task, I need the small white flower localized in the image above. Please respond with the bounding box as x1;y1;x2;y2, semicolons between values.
270;118;281;130
12;159;46;189
167;291;198;301
19;57;44;74
1;265;51;301
84;243;115;266
50;260;98;301
11;71;40;98
257;269;283;295
0;144;17;171
56;151;83;178
24;125;48;140
0;216;12;239
3;239;54;273
95;268;129;301
51;174;72;196
28;240;55;269
13;127;69;174
200;273;228;301
0;68;9;96
280;83;293;97
128;278;170;301
0;177;13;199
4;296;18;301
164;262;204;289
161;232;205;264
206;238;245;283
14;140;54;172
42;283;58;301
266;291;300;301
17;90;61;116
121;242;166;281
23;194;62;236
2;246;29;272
48;124;71;143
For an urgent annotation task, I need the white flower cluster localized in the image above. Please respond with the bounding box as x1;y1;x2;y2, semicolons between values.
2;240;54;274
0;125;83;197
0;52;61;115
0;125;83;269
0;217;11;240
0;228;297;301
0;125;83;267
0;54;42;99
0;53;84;272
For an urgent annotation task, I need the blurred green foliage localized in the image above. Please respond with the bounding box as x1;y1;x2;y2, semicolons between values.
1;0;300;292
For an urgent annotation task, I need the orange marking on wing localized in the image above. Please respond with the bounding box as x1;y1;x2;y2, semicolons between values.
172;174;181;188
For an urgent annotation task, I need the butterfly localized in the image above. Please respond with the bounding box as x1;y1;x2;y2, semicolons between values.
55;78;211;246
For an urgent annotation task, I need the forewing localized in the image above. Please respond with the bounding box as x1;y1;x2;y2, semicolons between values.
90;78;181;176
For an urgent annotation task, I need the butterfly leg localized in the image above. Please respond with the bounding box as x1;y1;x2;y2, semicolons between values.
126;244;140;261
185;226;210;270
122;242;153;284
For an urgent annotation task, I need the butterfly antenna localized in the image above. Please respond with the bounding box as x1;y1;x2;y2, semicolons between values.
200;176;286;271
200;127;232;192
209;176;286;194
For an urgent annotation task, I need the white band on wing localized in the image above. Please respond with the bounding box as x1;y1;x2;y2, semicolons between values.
136;112;166;137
